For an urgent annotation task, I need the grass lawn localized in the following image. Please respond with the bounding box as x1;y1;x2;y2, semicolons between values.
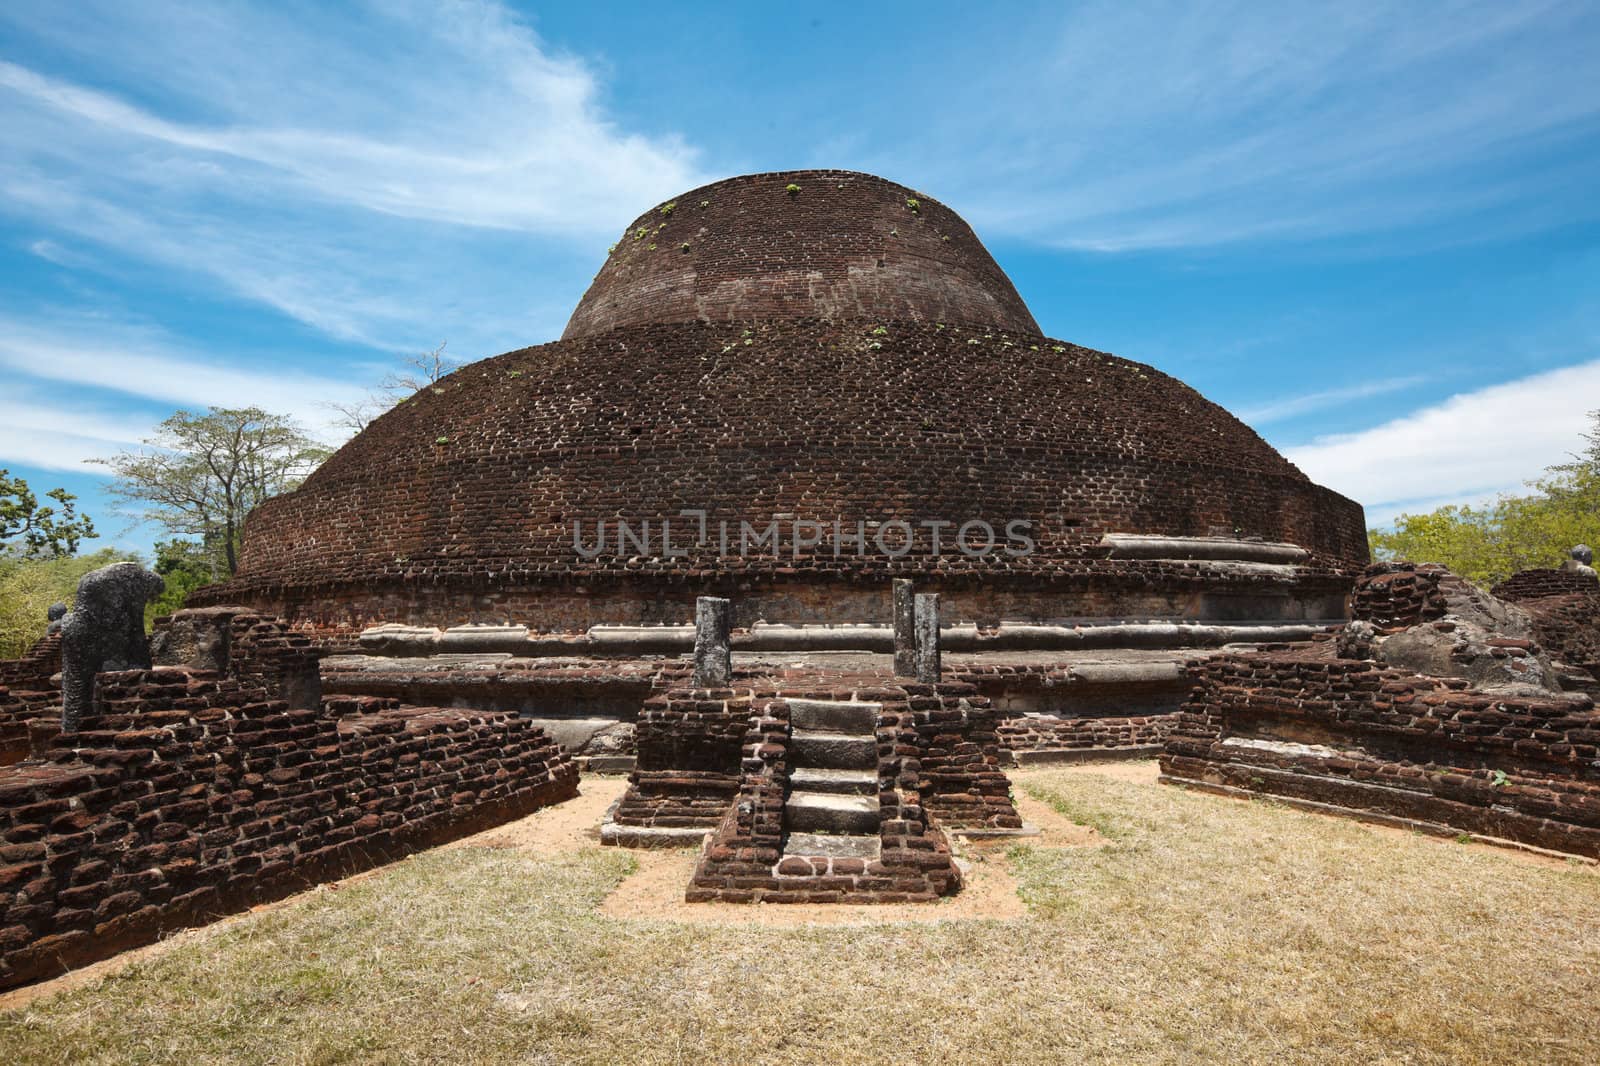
2;763;1597;1064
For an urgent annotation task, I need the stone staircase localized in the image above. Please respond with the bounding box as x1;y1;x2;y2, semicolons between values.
782;699;881;859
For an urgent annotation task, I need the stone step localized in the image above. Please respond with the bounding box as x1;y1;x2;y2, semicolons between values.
789;729;878;770
785;792;880;835
789;767;878;795
787;699;880;735
782;832;881;860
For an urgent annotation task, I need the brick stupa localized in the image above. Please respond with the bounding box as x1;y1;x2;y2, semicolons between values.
196;170;1367;638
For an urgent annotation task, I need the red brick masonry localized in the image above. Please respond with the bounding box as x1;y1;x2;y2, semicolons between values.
1160;645;1600;857
0;668;576;989
0;633;62;764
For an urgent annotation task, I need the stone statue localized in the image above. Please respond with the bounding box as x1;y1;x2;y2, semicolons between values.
60;562;165;731
1561;544;1596;579
44;602;67;636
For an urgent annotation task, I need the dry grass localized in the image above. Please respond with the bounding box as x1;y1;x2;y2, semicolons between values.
3;764;1599;1065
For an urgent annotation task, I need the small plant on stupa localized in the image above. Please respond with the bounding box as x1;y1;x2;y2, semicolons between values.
660;201;676;216
786;183;801;195
905;198;919;212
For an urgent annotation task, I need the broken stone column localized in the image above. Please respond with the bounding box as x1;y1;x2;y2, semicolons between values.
892;579;916;677
693;596;732;688
60;561;166;731
914;592;941;684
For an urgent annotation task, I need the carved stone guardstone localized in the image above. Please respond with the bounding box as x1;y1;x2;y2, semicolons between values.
893;579;916;678
60;562;165;731
914;592;941;683
693;596;732;688
1562;544;1597;580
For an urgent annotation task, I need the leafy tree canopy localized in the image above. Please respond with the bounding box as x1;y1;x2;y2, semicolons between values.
91;407;329;576
1369;412;1600;586
0;548;135;658
0;469;96;558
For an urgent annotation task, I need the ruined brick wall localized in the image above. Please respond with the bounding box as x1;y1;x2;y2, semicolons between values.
611;689;750;830
903;683;1021;830
1161;648;1600;857
195;315;1366;628
1492;568;1600;602
0;634;63;764
1519;594;1600;678
0;632;60;690
0;667;576;989
997;712;1176;757
563;170;1039;339
1351;562;1451;632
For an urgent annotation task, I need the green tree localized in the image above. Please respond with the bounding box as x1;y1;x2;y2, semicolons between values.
0;469;96;557
1370;411;1600;585
0;548;135;658
92;407;330;576
145;537;228;624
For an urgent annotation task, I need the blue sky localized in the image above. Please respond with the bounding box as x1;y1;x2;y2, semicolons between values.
2;0;1598;557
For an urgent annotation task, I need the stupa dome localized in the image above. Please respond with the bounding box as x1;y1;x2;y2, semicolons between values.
563;170;1038;339
197;170;1367;632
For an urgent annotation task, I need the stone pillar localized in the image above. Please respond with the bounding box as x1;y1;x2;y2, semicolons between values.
914;592;941;684
693;596;733;688
892;579;916;677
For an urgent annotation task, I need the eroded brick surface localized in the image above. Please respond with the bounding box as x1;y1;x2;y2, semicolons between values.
0;668;576;989
1161;645;1600;856
191;320;1365;631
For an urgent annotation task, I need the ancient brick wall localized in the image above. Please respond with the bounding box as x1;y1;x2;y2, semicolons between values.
997;712;1176;757
1161;648;1600;857
0;632;60;690
1350;562;1451;632
903;683;1021;829
0;667;576;989
563;170;1039;339
0;634;63;764
611;689;750;830
1492;568;1600;602
222;563;1354;637
193;315;1365;627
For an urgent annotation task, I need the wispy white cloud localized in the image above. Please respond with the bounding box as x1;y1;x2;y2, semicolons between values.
1236;375;1426;425
916;1;1600;251
0;384;155;472
0;314;370;449
1286;359;1600;516
0;0;705;348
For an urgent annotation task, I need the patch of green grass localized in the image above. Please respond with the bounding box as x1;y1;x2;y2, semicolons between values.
1019;781;1141;840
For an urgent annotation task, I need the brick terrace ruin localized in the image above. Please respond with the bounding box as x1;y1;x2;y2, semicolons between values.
5;169;1597;986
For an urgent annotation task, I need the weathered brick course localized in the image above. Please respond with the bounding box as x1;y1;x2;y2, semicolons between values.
0;668;576;989
1160;645;1600;857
